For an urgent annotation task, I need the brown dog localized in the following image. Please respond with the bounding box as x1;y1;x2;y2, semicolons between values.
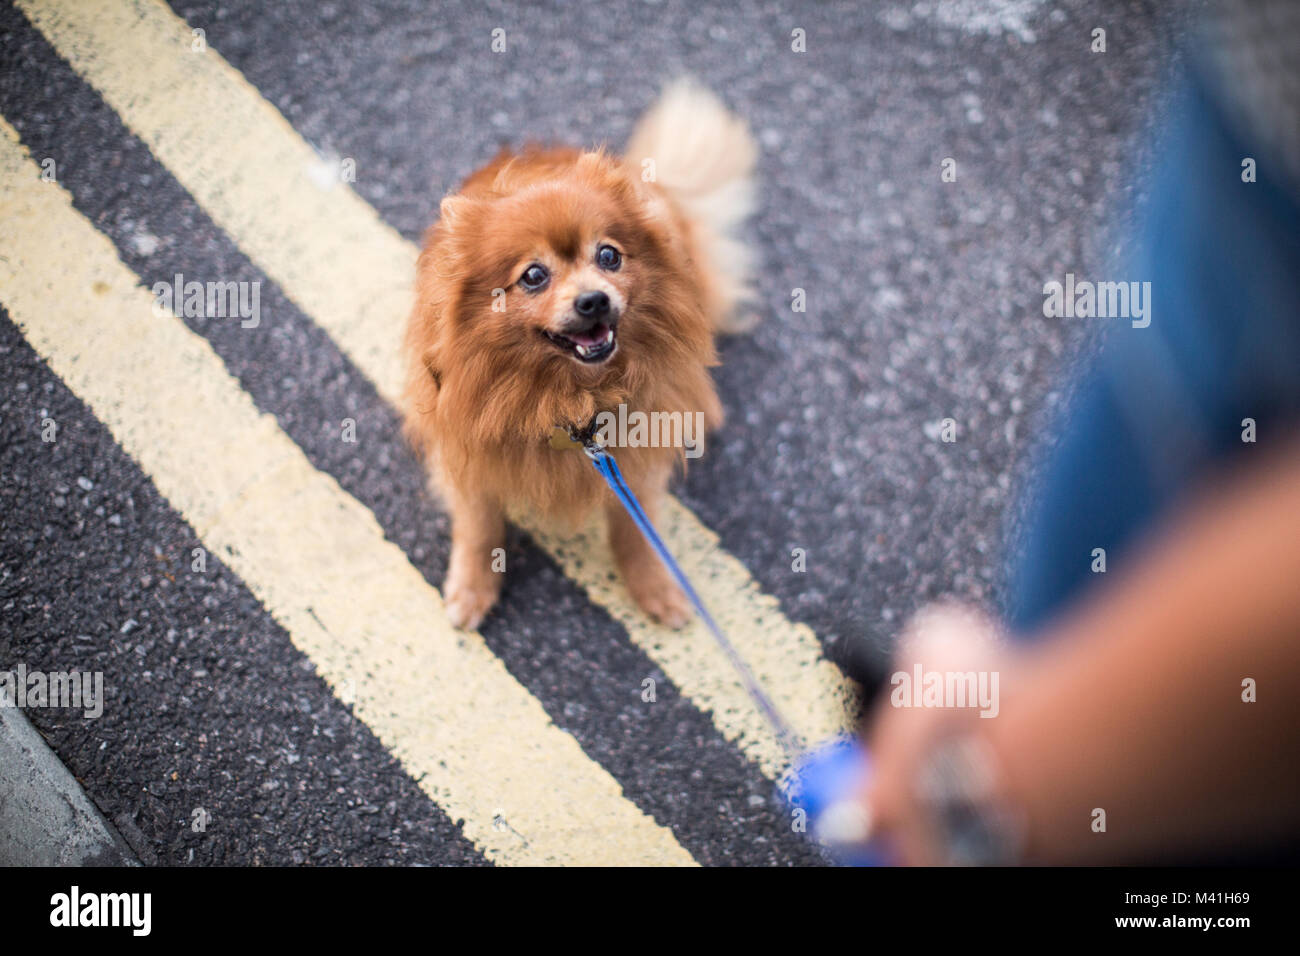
403;80;757;630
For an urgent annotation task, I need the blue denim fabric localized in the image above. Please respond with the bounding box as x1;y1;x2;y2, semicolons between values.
1008;66;1300;637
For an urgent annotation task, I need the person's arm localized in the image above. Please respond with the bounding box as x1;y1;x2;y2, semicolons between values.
991;439;1300;863
867;439;1300;864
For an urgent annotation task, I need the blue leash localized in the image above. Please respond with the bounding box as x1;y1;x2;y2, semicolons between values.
570;431;882;863
576;435;805;758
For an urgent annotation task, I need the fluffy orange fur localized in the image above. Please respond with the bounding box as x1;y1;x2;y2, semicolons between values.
403;86;753;629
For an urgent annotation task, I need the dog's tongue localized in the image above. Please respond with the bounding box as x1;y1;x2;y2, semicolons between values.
568;323;609;347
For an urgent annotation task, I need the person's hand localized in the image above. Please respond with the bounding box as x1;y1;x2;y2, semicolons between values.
861;601;1016;864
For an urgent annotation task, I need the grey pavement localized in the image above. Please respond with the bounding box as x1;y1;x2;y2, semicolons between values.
0;703;135;865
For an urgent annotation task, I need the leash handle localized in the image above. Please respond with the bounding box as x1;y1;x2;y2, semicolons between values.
578;438;805;757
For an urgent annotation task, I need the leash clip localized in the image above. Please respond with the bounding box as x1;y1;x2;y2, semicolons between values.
566;422;606;461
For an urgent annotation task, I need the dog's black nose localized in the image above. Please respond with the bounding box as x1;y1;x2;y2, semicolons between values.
574;290;610;319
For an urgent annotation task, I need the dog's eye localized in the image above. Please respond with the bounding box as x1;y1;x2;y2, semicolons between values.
519;264;549;290
596;244;622;271
518;263;550;291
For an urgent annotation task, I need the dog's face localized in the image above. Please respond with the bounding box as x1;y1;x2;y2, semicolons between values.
412;147;717;445
431;150;692;380
502;226;630;367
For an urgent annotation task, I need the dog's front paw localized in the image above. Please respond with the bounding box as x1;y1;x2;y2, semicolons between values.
443;568;501;631
627;570;692;630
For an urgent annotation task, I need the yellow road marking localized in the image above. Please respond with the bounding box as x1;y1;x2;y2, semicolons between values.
0;118;695;866
19;0;856;777
531;517;857;774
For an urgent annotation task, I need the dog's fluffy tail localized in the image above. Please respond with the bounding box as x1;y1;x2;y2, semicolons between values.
624;79;758;332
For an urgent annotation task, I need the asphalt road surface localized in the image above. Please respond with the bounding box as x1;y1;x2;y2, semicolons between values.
1;0;1191;866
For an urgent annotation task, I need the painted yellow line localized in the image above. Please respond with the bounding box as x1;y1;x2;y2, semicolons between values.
0;118;694;867
16;0;410;405
530;516;857;775
20;0;856;776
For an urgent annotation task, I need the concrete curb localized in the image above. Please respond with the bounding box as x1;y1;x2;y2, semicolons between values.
0;704;137;866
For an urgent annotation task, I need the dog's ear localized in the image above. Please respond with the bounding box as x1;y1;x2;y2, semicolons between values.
433;195;487;264
439;194;475;229
627;173;675;229
576;148;639;203
574;148;609;175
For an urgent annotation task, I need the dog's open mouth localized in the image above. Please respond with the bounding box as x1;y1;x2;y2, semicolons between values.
543;324;617;364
